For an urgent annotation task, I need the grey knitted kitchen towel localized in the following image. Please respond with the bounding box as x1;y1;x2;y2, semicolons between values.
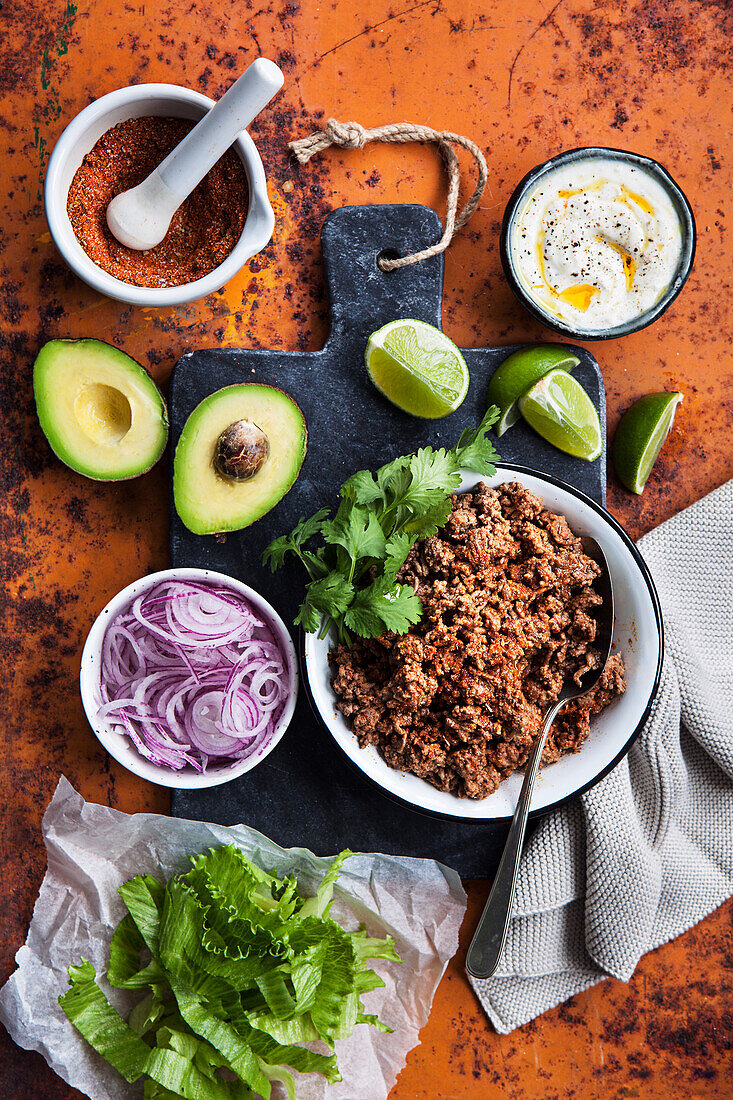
470;479;733;1033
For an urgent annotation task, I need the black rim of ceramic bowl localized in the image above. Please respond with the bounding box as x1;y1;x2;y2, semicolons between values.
299;461;665;826
500;146;696;340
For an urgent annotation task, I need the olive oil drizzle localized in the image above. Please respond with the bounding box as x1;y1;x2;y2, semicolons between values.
532;228;600;314
596;236;637;291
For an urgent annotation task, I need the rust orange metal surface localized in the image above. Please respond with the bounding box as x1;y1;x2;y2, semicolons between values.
1;0;731;1096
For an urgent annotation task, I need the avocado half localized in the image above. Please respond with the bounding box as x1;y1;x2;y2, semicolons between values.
173;384;307;535
33;339;168;481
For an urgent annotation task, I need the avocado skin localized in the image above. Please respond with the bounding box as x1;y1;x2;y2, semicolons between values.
173;383;307;536
33;338;169;482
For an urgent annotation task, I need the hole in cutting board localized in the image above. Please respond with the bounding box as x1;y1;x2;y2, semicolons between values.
376;248;401;269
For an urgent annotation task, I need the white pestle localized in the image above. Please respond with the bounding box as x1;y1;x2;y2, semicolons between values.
106;58;284;251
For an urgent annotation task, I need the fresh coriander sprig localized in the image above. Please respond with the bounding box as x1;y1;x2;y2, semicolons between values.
262;406;500;646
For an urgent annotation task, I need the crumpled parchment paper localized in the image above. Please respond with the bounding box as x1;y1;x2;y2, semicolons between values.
0;777;466;1100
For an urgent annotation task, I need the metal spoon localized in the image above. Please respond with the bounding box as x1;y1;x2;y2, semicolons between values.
465;535;615;981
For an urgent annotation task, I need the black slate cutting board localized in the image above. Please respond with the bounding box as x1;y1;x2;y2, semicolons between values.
169;204;606;877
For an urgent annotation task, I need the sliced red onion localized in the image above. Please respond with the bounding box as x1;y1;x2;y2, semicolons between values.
96;580;289;774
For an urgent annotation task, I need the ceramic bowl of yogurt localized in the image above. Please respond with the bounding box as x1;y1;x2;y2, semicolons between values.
500;147;695;339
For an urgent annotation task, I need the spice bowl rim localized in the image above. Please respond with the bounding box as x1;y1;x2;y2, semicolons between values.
45;83;275;308
499;145;696;341
79;567;298;790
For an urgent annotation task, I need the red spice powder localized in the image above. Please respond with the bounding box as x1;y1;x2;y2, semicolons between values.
66;116;250;289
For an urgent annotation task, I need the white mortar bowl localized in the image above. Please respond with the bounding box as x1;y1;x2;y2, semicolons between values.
45;84;274;307
80;568;298;789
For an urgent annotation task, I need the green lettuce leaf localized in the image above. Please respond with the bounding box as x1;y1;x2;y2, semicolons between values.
107;913;165;989
144;1043;252;1100
259;1063;296;1100
300;849;353;919
254;970;297;1019
244;1010;320;1045
63;846;399;1098
166;979;272;1099
118;874;165;955
128;991;165;1037
58;960;151;1084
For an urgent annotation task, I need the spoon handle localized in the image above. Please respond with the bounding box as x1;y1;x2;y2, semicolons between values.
465;698;565;980
157;58;284;202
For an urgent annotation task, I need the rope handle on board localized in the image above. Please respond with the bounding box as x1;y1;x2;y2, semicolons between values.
289;119;488;271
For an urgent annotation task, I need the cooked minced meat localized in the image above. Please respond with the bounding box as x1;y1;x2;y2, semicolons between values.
328;481;626;800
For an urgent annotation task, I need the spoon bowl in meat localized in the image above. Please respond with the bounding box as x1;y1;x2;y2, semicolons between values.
301;464;663;823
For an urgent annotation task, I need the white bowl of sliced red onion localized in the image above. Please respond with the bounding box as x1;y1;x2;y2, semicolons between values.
80;568;297;788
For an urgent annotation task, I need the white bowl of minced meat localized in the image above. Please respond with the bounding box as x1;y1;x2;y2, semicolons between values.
302;466;662;823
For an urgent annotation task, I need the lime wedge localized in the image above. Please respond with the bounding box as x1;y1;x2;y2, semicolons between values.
487;345;580;436
612;392;683;494
519;369;603;461
365;319;469;419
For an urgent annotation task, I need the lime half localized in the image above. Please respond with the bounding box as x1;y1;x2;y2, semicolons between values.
519;368;603;461
487;345;580;436
365;319;469;419
612;392;683;494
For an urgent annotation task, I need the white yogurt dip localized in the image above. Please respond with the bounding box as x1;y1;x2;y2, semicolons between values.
509;158;683;332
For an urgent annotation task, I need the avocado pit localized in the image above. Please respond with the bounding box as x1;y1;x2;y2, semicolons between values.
173;382;307;535
214;419;270;482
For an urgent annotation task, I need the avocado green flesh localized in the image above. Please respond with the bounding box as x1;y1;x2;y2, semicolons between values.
174;384;307;535
33;339;168;481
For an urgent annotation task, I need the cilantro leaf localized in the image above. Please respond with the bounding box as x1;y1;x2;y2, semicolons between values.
383;531;415;577
261;534;293;573
341;604;382;639
403;496;454;539
375;449;458;517
295;573;355;632
344;579;422;638
291;508;332;544
265;410;501;643
374;455;411;502
340;469;382;506
321;505;386;563
294;600;320;634
262;509;330;572
375;583;423;634
301;550;330;579
308;573;356;615
449;405;501;473
401;447;462;505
